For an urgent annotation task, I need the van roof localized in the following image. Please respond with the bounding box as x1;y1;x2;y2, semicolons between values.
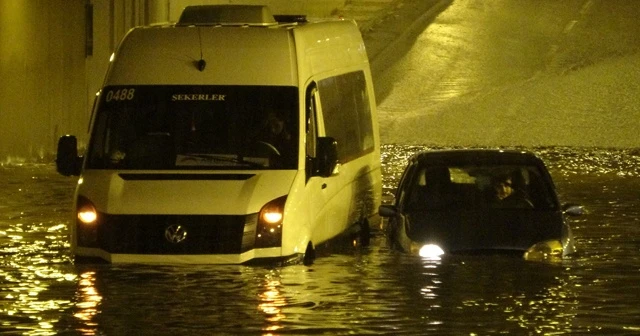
177;5;308;27
105;5;368;86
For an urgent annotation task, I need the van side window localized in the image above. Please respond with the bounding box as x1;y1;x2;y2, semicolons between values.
317;71;374;163
306;85;318;158
305;84;319;180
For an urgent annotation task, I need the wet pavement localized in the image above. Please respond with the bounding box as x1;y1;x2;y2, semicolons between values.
335;0;453;92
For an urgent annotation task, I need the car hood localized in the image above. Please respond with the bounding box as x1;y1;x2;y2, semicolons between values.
405;209;565;253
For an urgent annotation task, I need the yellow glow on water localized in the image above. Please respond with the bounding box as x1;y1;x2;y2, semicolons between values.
258;276;286;331
47;224;66;232
0;260;78;334
74;272;103;323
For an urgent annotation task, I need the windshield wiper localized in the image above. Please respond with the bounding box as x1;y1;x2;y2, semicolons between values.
177;153;266;168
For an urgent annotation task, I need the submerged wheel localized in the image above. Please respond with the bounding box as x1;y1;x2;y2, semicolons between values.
303;241;316;265
358;219;371;247
351;218;371;248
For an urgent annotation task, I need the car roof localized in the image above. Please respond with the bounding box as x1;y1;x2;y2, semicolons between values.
410;149;546;167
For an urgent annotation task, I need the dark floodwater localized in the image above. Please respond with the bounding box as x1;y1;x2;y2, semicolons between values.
1;145;640;335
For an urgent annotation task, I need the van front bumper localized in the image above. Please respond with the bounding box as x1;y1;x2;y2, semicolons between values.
74;246;287;264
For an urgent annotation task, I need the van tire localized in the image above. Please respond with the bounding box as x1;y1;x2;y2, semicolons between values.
358;219;371;247
303;242;315;265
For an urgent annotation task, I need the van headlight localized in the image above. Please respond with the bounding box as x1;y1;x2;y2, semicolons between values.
255;195;287;248
76;196;98;225
77;203;98;224
418;244;445;259
261;207;283;225
76;196;99;246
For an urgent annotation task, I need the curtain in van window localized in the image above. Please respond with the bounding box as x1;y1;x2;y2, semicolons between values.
317;71;374;162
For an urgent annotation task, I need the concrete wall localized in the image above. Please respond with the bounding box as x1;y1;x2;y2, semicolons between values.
0;0;345;163
0;0;86;163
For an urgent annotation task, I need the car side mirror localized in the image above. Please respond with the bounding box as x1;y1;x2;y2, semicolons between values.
314;136;338;177
56;135;82;176
378;204;398;218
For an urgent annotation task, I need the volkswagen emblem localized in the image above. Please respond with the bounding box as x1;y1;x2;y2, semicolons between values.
164;224;187;244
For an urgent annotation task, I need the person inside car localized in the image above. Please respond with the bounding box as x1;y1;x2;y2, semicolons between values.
489;172;534;209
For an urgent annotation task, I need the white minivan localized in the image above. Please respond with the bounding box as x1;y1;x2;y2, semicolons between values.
56;5;382;264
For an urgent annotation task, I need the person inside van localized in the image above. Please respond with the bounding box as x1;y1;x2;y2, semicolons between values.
255;109;294;167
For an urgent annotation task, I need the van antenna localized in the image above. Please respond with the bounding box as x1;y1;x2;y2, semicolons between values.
196;27;206;71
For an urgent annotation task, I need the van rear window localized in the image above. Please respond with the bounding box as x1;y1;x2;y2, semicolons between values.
87;85;298;170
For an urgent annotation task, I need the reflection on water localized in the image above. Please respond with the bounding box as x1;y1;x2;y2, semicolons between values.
1;146;640;334
74;271;101;333
258;273;286;334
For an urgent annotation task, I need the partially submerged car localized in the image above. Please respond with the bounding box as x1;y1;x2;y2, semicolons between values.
379;149;583;260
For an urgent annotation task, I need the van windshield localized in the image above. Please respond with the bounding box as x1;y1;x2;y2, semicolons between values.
86;85;299;170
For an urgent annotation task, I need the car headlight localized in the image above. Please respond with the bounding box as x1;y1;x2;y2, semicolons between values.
524;239;563;261
418;244;445;259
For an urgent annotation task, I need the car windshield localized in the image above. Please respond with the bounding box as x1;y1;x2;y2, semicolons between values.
405;164;558;210
86;85;298;170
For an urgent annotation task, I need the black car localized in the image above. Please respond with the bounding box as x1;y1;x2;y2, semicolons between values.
379;149;583;260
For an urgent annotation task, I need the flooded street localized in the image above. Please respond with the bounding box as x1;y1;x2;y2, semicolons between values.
2;146;640;334
3;0;640;334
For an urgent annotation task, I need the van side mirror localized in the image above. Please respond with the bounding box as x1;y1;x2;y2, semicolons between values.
56;135;82;176
314;136;338;177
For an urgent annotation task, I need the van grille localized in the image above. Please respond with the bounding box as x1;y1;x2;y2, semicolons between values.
90;214;257;254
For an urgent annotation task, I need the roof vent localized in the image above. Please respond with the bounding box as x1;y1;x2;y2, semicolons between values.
273;14;308;24
177;5;277;26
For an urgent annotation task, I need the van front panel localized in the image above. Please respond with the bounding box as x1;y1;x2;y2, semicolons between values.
74;169;299;262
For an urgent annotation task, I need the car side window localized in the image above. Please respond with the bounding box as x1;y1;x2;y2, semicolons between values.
406;166;459;210
396;163;419;209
